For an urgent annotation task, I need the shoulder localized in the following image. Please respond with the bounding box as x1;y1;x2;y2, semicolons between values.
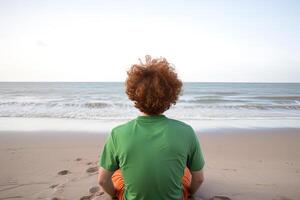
166;117;195;134
110;118;136;137
167;117;193;129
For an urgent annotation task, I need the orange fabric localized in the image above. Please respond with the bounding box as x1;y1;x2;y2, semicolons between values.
181;167;192;200
111;167;191;200
111;169;125;200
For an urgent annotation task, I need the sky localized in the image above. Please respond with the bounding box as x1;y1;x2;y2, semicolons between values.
0;0;299;82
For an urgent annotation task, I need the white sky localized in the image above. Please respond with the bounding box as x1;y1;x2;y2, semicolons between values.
0;0;299;82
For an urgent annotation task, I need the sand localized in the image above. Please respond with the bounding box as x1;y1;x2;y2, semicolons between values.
0;128;300;200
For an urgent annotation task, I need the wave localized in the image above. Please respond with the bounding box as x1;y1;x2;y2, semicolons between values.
0;102;44;106
252;96;300;101
1;100;300;110
231;104;300;110
1;111;300;121
186;99;246;104
0;101;112;108
183;104;300;110
179;95;300;104
1;82;299;121
210;92;240;95
84;102;111;108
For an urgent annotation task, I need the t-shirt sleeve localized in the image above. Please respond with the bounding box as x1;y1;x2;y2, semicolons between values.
187;127;205;171
98;132;119;171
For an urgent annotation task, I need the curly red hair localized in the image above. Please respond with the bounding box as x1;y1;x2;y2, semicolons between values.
125;55;182;115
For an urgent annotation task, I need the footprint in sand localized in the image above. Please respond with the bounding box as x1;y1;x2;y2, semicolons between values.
209;196;231;200
52;183;66;193
86;166;98;174
79;186;105;200
89;186;100;194
89;186;104;196
75;158;82;161
80;195;93;200
51;198;59;200
279;196;293;200
51;197;67;200
57;170;71;175
49;184;59;188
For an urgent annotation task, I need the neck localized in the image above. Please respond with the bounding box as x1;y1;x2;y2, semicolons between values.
141;112;163;116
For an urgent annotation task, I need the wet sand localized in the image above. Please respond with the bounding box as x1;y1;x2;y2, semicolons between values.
0;128;299;200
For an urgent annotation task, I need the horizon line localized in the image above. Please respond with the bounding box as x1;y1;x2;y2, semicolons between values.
0;81;300;84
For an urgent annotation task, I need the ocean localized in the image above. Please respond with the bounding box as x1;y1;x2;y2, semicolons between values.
0;82;300;131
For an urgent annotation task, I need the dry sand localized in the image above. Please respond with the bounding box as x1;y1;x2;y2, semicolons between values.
0;128;299;200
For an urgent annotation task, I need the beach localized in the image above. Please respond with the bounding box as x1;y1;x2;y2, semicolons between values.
1;128;299;200
1;82;300;199
1;0;300;198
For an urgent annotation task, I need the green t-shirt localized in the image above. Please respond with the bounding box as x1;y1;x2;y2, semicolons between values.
99;114;205;200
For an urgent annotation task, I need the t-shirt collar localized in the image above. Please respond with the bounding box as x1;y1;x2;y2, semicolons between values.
137;114;167;122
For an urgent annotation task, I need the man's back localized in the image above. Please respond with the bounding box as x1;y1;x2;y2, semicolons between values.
98;56;205;199
100;115;204;200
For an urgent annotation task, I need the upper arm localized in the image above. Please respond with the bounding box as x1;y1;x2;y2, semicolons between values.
98;131;119;171
190;169;204;183
187;127;205;171
98;167;115;184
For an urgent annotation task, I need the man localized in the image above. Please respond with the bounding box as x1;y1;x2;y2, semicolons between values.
98;55;204;200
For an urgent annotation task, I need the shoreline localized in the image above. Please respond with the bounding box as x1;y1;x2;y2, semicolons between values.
1;117;300;133
1;126;300;135
0;128;299;199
